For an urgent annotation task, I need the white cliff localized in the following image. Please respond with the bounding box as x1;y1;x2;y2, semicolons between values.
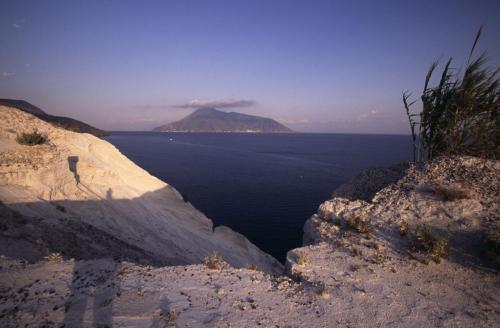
0;105;282;273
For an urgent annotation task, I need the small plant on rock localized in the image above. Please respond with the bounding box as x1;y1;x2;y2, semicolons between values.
246;264;257;271
16;131;47;145
348;246;362;257
43;252;63;262
346;214;371;234
372;249;385;264
203;251;223;270
315;283;330;299
399;220;409;236
411;225;450;263
297;253;308;266
160;310;176;326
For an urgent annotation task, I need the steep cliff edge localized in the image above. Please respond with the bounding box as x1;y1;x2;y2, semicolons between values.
0;105;282;274
288;156;500;326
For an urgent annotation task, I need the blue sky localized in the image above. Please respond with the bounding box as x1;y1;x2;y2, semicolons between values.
1;0;499;133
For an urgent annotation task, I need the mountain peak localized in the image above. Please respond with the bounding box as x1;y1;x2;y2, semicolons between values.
193;107;218;113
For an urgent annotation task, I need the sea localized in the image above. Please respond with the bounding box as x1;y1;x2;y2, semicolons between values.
106;132;412;262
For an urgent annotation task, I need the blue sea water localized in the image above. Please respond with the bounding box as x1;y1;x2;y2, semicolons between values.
106;132;412;262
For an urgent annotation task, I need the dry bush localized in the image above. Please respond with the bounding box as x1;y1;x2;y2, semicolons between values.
203;251;223;270
411;225;450;263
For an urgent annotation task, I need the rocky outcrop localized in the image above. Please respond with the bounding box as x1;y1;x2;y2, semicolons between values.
288;156;500;327
0;105;282;274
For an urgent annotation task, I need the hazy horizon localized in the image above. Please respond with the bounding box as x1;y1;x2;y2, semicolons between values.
1;0;499;133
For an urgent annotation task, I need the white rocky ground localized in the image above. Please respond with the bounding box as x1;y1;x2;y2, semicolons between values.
1;105;499;327
288;156;500;327
0;257;319;328
0;106;281;273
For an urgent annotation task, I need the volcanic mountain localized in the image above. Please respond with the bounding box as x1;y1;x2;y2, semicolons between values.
153;107;292;133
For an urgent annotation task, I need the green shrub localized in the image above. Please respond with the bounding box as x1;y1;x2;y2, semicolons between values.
404;27;499;161
16;131;47;145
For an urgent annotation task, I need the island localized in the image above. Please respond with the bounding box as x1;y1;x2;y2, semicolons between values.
152;107;293;133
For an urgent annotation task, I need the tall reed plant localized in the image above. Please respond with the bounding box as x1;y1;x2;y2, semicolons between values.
404;27;499;162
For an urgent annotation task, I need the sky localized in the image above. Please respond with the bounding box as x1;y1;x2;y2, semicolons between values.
1;0;499;133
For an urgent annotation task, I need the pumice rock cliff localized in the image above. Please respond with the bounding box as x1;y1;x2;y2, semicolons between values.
0;105;282;274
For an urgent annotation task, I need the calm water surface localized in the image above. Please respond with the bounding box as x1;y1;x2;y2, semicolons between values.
107;132;412;262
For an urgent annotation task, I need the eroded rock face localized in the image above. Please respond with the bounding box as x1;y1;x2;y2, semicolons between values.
288;156;500;327
0;106;282;274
